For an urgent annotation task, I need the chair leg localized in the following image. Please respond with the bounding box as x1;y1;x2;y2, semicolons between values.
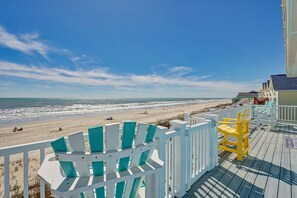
237;136;243;161
244;136;249;155
223;134;227;147
244;122;249;155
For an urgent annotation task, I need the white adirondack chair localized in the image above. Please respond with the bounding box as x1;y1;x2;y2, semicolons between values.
38;121;165;198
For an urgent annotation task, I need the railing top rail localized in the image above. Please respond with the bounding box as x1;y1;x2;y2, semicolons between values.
0;133;89;156
187;120;209;129
163;130;179;139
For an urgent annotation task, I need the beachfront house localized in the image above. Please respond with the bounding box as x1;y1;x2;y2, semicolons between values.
257;0;297;105
233;90;258;103
237;90;258;99
258;74;297;105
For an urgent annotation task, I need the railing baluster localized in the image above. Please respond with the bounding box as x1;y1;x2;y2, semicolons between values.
166;139;169;197
194;132;197;174
203;129;206;170
23;151;29;198
40;148;45;198
198;130;203;173
171;137;176;193
4;155;10;198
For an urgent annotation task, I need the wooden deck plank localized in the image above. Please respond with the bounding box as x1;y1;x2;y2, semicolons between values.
186;123;296;198
248;130;279;197
290;132;297;198
187;125;264;198
185;124;262;197
186;151;233;197
235;126;275;197
264;130;284;198
278;132;292;198
212;128;271;198
221;128;277;198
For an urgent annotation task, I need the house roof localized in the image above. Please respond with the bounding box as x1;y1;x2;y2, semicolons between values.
271;74;297;91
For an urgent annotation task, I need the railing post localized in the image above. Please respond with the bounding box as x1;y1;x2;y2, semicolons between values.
271;105;277;129
204;114;219;169
184;112;190;122
256;109;260;127
250;105;253;119
169;120;188;197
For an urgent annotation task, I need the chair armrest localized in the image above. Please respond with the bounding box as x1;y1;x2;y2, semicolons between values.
223;118;237;122
218;121;237;125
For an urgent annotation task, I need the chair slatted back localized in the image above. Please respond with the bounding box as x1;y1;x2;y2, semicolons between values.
68;132;94;198
50;121;157;198
88;126;104;197
105;123;120;197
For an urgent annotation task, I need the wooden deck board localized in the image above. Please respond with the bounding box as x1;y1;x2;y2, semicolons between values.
236;128;274;197
264;129;284;198
214;129;270;198
223;129;272;198
248;130;279;197
290;132;297;198
188;128;261;197
184;123;297;198
186;125;263;197
278;132;292;198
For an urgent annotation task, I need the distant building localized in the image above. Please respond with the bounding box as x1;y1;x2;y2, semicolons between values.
259;74;297;105
237;90;259;99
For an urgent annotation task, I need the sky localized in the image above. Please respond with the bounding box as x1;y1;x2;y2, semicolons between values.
0;0;285;99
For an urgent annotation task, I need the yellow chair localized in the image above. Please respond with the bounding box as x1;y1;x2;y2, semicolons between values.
218;109;250;161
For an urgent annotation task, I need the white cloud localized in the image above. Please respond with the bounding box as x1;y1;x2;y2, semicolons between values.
0;26;50;58
0;60;258;96
168;66;193;76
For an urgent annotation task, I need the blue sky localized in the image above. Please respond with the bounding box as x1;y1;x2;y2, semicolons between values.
0;0;284;98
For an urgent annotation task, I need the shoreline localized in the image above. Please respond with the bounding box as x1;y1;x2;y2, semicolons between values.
0;99;224;128
0;99;231;148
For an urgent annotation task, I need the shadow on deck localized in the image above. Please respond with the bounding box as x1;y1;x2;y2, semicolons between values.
183;123;297;198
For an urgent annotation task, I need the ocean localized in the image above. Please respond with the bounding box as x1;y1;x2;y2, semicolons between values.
0;98;226;125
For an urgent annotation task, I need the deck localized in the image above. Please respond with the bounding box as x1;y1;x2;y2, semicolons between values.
184;122;297;198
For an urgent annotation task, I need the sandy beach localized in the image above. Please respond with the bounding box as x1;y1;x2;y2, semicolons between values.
0;99;231;147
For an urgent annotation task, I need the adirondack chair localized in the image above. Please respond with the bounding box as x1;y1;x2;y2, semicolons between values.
38;121;165;198
218;109;250;161
254;100;276;127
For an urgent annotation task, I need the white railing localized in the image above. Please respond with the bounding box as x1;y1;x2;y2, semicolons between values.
0;119;218;198
251;105;297;127
0;133;91;198
0;140;51;198
277;105;297;123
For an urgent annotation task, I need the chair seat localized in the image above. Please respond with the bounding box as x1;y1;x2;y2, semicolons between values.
38;154;163;197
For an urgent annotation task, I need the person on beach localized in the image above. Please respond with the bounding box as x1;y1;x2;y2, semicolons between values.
13;127;17;132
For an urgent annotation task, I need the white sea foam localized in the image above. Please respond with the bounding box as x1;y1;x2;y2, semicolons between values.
0;98;225;125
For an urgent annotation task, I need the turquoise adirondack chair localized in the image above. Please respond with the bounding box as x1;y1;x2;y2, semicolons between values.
38;121;164;198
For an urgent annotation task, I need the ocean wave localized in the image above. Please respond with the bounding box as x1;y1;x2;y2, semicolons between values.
0;98;224;125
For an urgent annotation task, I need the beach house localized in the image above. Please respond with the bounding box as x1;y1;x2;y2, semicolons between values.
259;74;297;105
257;0;297;105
